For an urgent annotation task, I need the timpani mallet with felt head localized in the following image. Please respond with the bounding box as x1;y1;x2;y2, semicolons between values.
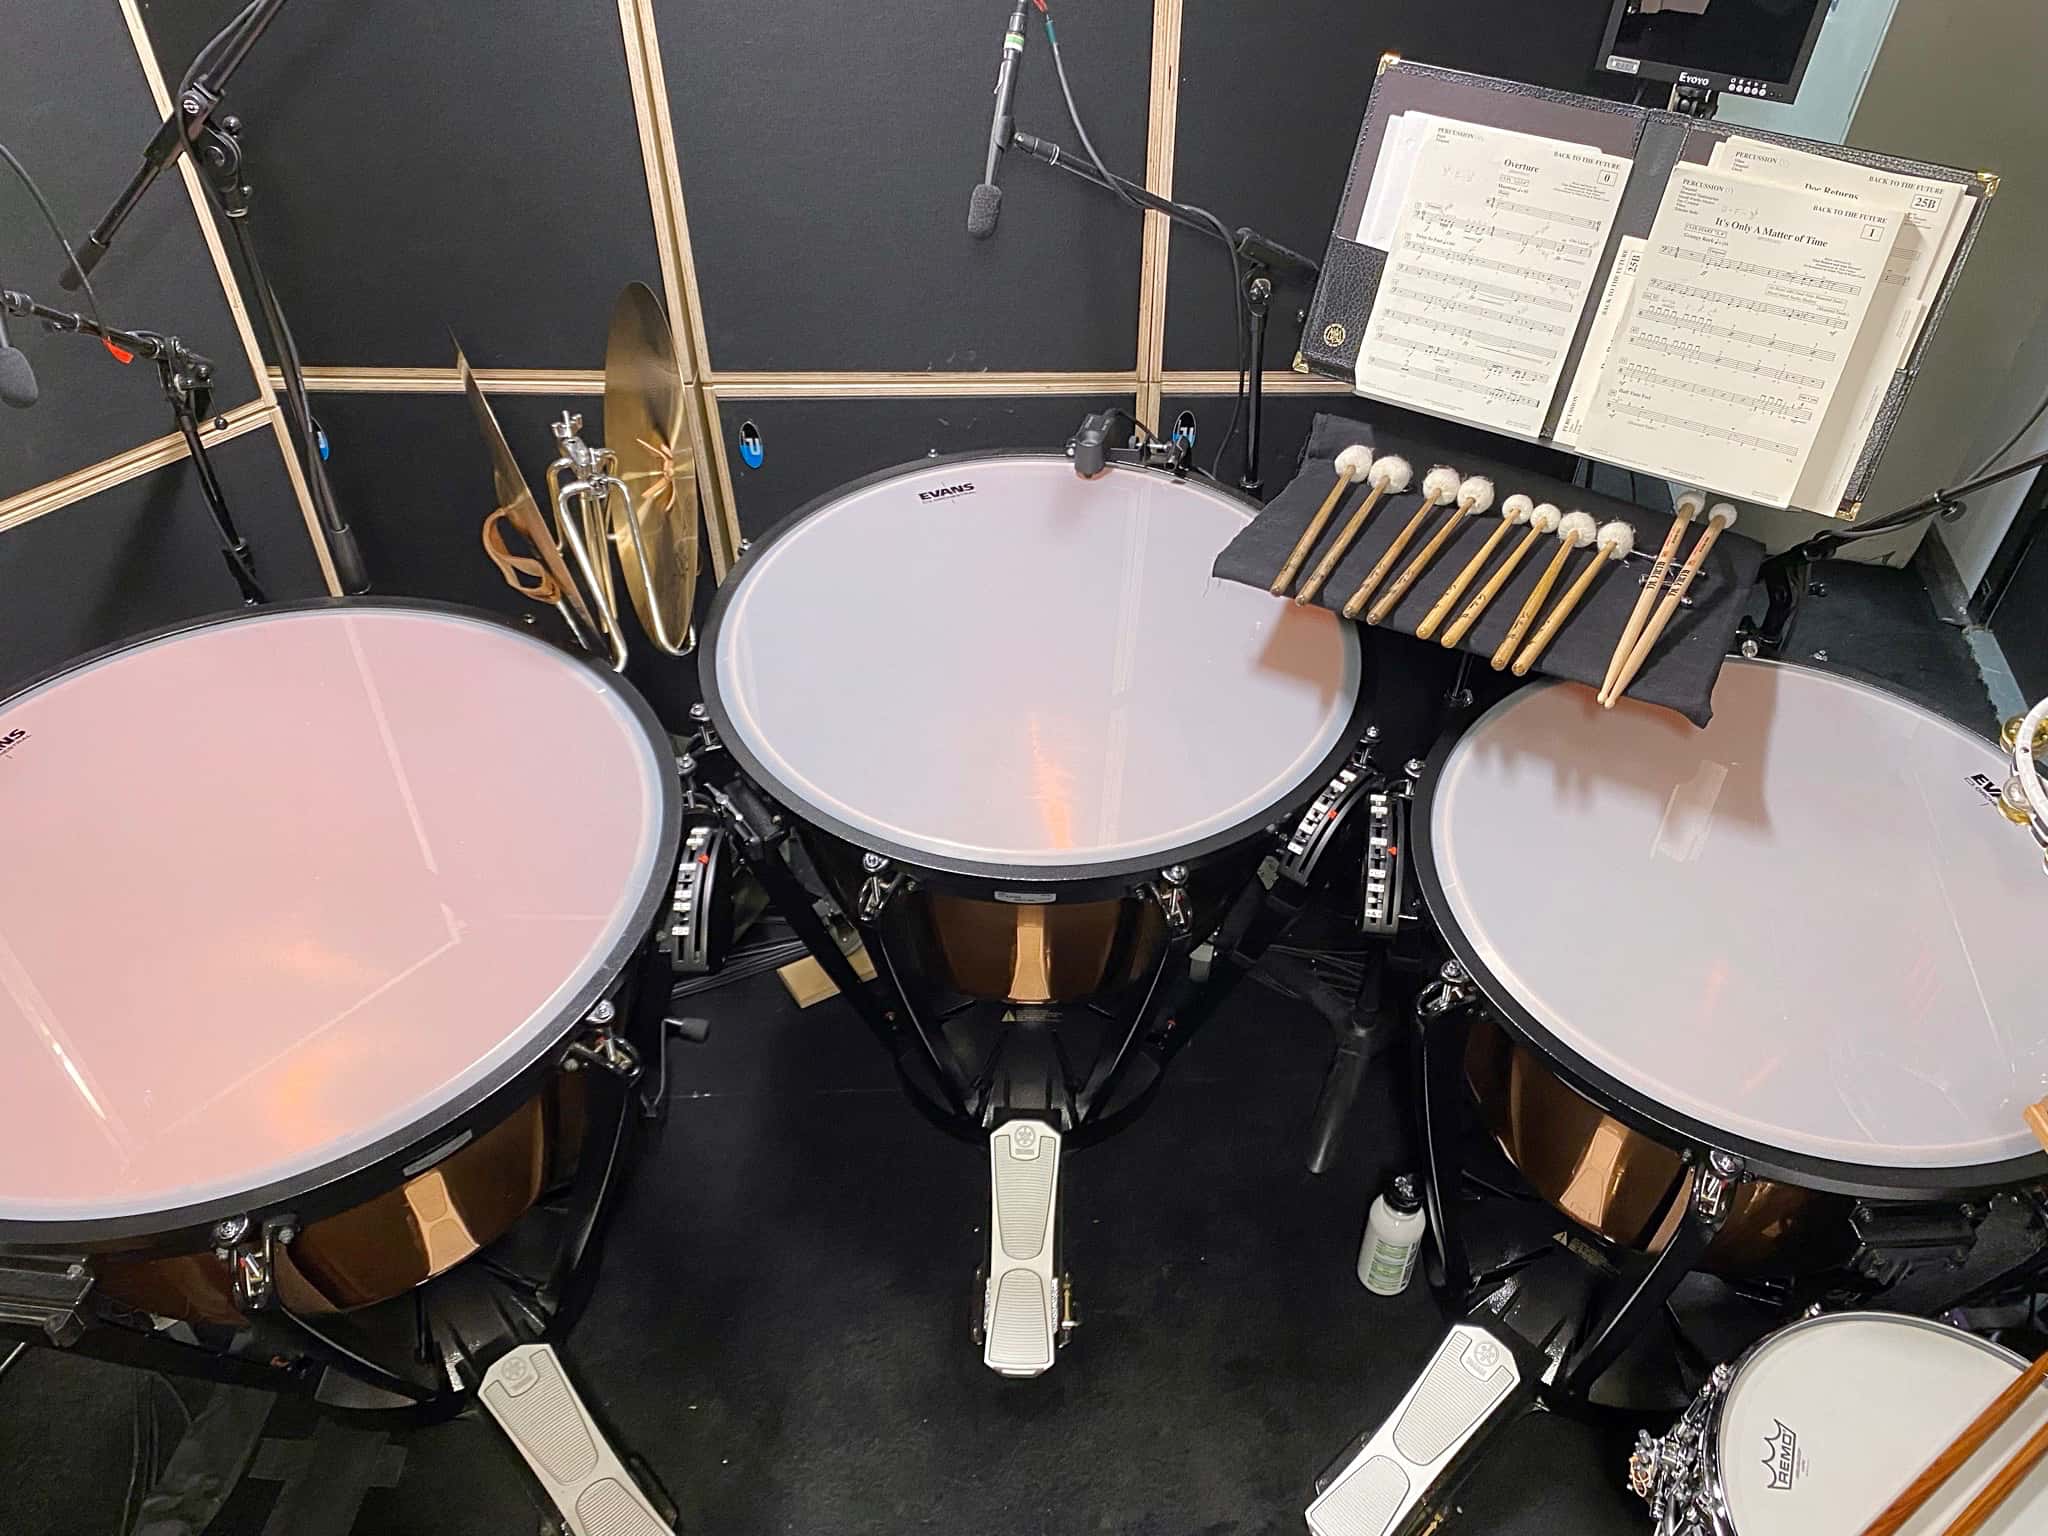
1366;475;1495;626
1419;492;1531;641
1512;519;1634;677
1272;443;1374;596
1439;502;1561;650
1491;510;1595;670
1605;503;1737;707
1296;455;1413;606
1341;464;1462;619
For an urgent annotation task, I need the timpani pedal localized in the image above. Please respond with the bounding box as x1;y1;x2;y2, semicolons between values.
982;1119;1066;1377
481;1344;671;1535
1305;1322;1528;1536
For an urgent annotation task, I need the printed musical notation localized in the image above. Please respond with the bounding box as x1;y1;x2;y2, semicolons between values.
1572;166;1899;507
1355;118;1630;438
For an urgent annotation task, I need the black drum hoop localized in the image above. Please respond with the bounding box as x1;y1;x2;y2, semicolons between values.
0;598;684;1254
1412;662;2048;1204
697;449;1374;900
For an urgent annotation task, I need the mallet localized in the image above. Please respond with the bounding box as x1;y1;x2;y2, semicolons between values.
1600;488;1703;704
1343;465;1463;619
1439;502;1561;650
1605;503;1737;707
1513;519;1634;677
1493;511;1596;670
1296;455;1413;606
1418;492;1531;641
1366;475;1495;626
1272;442;1374;595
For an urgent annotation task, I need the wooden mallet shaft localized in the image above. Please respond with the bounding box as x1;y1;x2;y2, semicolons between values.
1605;509;1734;707
1272;466;1359;595
1296;481;1393;605
1439;518;1551;650
1342;481;1454;619
1600;504;1695;703
1514;539;1617;677
1365;501;1465;624
1491;525;1583;670
1419;516;1518;640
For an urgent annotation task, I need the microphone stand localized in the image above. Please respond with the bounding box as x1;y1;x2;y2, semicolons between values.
1012;131;1319;498
61;0;369;593
4;287;264;605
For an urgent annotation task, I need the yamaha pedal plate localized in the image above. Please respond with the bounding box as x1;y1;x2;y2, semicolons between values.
480;1344;669;1534
983;1119;1064;1377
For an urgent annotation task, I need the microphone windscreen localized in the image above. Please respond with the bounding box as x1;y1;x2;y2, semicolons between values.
966;183;1002;239
0;347;38;409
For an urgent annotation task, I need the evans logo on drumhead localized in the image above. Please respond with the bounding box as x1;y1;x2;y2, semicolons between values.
1969;772;2003;807
917;482;976;502
0;728;26;761
1761;1419;1803;1491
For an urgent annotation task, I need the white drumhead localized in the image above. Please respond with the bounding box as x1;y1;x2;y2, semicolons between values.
709;457;1360;873
1429;661;2046;1171
1717;1314;2047;1535
0;607;672;1225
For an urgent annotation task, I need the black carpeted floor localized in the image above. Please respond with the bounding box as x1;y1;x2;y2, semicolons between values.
0;561;1997;1536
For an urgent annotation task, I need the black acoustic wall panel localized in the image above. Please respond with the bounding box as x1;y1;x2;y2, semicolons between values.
303;388;705;724
0;0;260;497
718;392;1135;537
657;0;1151;373
138;0;662;369
1163;0;1615;372
0;429;327;696
1160;392;1576;502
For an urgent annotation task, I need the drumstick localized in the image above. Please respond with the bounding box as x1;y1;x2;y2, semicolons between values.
1297;455;1413;606
1605;503;1737;707
1491;511;1595;671
1342;465;1464;620
1854;1352;2048;1536
2027;1095;2048;1154
1272;443;1374;595
1599;489;1704;705
1418;493;1531;640
1439;502;1560;650
1933;1418;2048;1536
1512;520;1633;678
1366;475;1495;626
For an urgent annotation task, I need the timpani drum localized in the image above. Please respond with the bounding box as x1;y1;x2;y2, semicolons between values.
701;453;1365;1011
1630;1311;2048;1535
0;602;680;1326
1418;660;2048;1275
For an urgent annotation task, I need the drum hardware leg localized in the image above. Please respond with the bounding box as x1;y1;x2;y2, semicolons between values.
1556;1151;1740;1402
1417;994;1478;1299
1072;941;1178;1126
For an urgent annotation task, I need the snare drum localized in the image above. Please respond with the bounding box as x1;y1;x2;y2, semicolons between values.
1419;661;2047;1273
0;602;680;1326
1631;1312;2048;1535
702;452;1365;1010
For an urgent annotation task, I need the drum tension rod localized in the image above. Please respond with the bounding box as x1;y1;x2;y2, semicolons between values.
562;999;642;1081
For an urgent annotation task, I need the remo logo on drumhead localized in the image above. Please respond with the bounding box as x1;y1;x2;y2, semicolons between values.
1760;1418;1803;1491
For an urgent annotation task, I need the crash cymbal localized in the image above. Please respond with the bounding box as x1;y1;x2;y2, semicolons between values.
456;340;601;640
602;281;698;655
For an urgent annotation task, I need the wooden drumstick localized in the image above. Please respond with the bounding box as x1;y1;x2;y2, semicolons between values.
1855;1351;2048;1536
1272;443;1374;595
1513;520;1633;677
1934;1418;2048;1536
1367;475;1495;626
1439;502;1560;650
1343;465;1464;620
1600;489;1703;704
1418;492;1531;640
1296;455;1413;606
1605;503;1737;707
1490;511;1593;670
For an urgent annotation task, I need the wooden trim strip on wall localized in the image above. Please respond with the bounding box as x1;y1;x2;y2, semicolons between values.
707;372;1139;399
1163;372;1359;395
276;367;608;395
1134;0;1185;432
0;400;276;534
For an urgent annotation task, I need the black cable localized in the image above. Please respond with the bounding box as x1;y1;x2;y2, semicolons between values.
180;0;265;95
1965;391;2048;483
1037;0;1249;481
0;140;119;360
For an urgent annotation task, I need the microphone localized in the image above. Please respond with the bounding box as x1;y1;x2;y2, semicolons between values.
968;3;1029;238
0;314;38;409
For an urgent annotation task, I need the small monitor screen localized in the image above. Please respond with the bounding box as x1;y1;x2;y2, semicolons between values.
1602;0;1829;99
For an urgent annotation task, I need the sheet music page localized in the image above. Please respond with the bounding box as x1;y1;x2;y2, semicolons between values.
1554;236;1646;448
1573;166;1902;507
1709;137;1968;512
1354;119;1631;438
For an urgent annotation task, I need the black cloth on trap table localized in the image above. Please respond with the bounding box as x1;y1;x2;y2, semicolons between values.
1214;412;1766;727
